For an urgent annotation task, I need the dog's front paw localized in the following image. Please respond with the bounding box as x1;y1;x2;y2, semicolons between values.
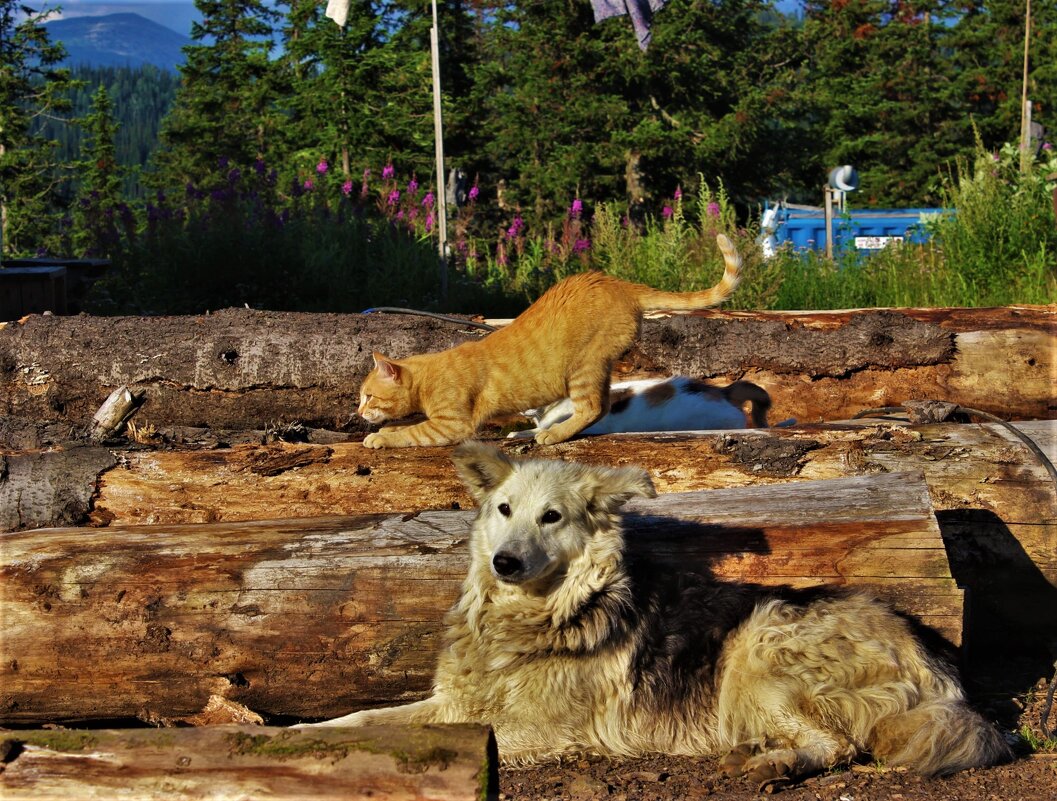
742;748;799;787
719;742;760;777
294;711;369;728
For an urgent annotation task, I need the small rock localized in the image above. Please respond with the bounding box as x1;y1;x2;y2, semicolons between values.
568;774;610;798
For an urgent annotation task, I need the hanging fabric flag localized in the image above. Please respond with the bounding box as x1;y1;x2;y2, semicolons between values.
590;0;668;51
325;0;349;26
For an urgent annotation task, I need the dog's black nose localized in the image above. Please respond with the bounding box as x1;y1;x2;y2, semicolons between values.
492;552;523;577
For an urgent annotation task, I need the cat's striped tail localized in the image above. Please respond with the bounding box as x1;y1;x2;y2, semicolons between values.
635;233;742;311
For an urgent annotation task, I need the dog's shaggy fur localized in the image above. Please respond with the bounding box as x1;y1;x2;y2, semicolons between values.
309;443;1010;783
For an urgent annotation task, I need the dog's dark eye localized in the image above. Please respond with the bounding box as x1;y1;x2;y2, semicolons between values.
541;509;562;524
498;503;511;517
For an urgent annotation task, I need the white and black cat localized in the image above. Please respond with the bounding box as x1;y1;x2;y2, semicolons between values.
509;376;774;439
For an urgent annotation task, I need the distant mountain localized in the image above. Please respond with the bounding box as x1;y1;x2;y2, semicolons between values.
44;12;191;71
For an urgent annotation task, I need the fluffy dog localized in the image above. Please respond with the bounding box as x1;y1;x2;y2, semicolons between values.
308;443;1010;783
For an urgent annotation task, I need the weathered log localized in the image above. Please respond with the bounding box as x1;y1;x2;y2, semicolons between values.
0;724;498;801
0;473;960;725
0;306;1052;435
7;420;1049;644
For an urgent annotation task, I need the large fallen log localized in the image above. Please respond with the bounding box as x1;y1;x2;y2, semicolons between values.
0;306;1052;435
0;724;498;801
0;473;960;726
6;420;1050;649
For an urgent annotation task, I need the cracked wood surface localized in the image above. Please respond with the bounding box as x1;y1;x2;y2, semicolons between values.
0;473;961;725
0;306;1052;433
0;724;498;800
3;422;1054;652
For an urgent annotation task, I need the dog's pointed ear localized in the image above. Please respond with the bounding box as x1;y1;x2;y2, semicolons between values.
588;465;656;512
372;352;402;383
452;441;515;501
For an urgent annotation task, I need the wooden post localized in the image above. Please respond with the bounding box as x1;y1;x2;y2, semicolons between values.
0;724;498;801
0;473;961;725
1020;0;1033;174
430;0;448;303
823;185;835;259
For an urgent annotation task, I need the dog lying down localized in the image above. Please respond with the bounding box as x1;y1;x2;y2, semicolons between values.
304;443;1010;784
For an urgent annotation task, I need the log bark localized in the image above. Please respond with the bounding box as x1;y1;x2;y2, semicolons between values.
0;724;498;801
0;306;1052;436
8;420;1049;643
0;473;959;726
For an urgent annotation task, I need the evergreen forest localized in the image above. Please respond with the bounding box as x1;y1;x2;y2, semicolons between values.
1;0;1055;313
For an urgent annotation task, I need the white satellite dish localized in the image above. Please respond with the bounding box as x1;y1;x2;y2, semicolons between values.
828;165;859;192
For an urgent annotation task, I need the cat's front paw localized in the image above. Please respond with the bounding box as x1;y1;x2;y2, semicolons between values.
534;428;570;445
363;432;391;449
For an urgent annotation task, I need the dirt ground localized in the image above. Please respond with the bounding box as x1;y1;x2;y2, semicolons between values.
499;671;1057;801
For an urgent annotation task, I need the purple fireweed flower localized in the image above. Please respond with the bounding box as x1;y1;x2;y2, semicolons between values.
570;198;583;218
674;186;682;201
993;152;1001;162
423;191;435;209
387;189;400;205
363;167;371;180
425;212;435;232
408;177;418;193
573;238;591;253
662;205;674;220
1044;142;1054;151
382;164;395;180
304;179;314;191
317;160;329;175
468;184;480;202
506;216;524;239
396;210;405;220
707;201;721;219
342;180;354;196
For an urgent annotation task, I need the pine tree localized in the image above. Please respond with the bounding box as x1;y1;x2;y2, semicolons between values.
72;85;125;257
471;1;635;224
281;0;391;180
152;0;285;186
946;0;1057;153
0;0;75;255
798;0;965;206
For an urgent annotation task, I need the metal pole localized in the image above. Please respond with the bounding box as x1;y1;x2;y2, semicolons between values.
823;186;834;260
430;0;448;302
1019;0;1032;174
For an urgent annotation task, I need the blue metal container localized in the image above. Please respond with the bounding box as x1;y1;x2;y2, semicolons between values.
765;205;953;254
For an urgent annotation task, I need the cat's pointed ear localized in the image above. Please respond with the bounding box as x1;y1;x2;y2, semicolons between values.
452;441;515;501
372;352;402;383
586;465;656;512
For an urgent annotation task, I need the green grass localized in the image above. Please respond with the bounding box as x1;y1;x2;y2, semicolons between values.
82;142;1056;315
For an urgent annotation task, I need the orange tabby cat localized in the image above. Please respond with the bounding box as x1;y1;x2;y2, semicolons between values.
358;233;742;448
